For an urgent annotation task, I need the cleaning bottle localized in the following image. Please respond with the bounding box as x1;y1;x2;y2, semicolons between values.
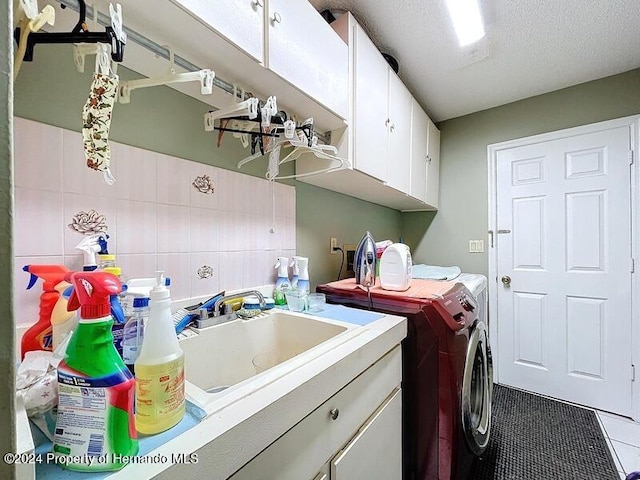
122;297;148;375
134;272;185;434
50;283;78;350
21;264;71;359
53;271;138;471
290;256;301;289
75;233;109;271
103;266;126;356
121;276;171;317
273;257;291;306
296;257;310;294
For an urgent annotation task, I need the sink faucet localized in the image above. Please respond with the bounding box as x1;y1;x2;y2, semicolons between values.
195;290;266;329
213;290;266;317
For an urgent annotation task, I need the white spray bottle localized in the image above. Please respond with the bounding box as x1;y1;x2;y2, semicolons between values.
75;234;109;271
290;256;302;289
273;257;290;306
296;257;310;294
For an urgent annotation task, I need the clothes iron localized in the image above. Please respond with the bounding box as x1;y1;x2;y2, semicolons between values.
355;231;376;287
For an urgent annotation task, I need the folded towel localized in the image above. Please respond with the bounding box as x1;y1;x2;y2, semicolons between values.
412;264;461;281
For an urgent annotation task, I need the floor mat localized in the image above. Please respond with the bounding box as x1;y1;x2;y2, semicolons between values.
468;384;620;480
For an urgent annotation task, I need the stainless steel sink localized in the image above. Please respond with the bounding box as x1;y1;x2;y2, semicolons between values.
180;310;351;393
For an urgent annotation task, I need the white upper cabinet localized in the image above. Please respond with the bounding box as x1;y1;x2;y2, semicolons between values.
353;24;390;182
426;116;440;208
410;99;428;203
386;72;413;194
268;0;349;119
173;0;265;62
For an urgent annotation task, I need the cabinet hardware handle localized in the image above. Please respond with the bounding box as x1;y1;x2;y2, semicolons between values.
497;229;511;234
329;408;339;420
384;119;390;127
272;11;282;24
390;123;395;132
252;0;263;7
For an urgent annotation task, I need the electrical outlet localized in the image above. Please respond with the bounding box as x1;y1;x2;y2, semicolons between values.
330;237;338;254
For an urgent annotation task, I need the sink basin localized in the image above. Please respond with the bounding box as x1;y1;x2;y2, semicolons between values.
180;311;351;393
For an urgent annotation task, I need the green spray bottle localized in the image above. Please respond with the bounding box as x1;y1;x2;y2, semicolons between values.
53;271;138;471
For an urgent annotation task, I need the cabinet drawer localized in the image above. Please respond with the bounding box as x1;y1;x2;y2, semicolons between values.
230;345;402;480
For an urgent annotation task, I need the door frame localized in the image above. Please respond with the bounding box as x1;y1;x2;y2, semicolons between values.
487;115;640;419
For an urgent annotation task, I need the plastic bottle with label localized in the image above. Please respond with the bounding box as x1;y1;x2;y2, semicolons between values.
53;271;138;471
134;271;185;434
122;297;148;375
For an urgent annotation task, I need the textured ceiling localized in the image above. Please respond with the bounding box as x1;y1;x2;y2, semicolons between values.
308;0;640;122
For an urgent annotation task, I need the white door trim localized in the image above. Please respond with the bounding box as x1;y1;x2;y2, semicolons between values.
487;115;640;419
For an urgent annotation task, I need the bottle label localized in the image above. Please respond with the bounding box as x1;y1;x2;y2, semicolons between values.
135;357;185;421
54;366;134;466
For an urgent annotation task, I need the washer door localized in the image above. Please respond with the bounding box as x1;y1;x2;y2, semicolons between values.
461;320;493;456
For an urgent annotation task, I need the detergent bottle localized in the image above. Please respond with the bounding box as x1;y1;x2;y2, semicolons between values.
21;264;72;359
273;257;291;305
53;271;138;471
134;272;185;434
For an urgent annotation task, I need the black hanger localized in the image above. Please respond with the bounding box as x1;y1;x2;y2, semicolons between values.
14;0;125;62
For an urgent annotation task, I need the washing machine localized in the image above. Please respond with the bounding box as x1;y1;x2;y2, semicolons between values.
317;276;493;480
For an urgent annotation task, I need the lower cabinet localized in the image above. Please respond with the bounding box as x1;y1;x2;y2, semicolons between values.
229;346;402;480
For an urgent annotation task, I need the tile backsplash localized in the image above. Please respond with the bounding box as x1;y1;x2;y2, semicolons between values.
14;117;296;327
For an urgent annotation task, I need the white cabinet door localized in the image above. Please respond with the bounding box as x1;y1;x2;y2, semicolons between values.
267;0;348;119
410;99;428;203
353;22;390;182
173;0;264;62
331;388;402;480
387;72;412;194
425;117;440;208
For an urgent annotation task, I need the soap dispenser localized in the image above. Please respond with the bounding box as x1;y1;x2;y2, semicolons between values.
296;257;310;294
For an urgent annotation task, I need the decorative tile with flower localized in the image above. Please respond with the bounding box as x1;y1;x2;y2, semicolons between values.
69;209;108;235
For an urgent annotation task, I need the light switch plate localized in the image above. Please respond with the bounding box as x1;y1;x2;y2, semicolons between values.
469;240;485;253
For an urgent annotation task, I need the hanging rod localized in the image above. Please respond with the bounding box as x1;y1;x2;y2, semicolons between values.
55;0;236;97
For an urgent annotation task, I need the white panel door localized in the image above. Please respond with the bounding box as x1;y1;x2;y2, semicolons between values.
267;0;348;119
386;72;412;194
172;0;264;62
496;126;633;415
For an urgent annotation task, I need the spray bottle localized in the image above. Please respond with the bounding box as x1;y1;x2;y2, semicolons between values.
21;264;71;359
273;257;291;306
296;257;310;294
134;272;185;434
75;234;109;271
290;256;301;289
54;271;138;471
50;283;77;350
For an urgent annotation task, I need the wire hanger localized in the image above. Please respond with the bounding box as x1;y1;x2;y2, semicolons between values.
14;0;126;63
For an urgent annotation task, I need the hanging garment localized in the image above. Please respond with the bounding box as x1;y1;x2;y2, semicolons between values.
82;43;118;184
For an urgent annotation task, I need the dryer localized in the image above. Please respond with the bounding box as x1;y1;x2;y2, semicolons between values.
317;278;493;480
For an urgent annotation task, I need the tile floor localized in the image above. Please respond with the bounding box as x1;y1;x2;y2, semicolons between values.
597;411;640;479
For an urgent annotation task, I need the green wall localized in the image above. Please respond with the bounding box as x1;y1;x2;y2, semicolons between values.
1;2;15;479
13;44;402;288
402;68;640;276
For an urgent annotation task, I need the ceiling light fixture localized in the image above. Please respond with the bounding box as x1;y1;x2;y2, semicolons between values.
445;0;485;47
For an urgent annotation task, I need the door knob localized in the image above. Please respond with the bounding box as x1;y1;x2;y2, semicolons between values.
501;275;511;286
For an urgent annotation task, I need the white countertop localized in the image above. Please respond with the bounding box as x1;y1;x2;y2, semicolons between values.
17;305;407;480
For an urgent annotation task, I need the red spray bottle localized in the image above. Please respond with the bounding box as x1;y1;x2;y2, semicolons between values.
21;264;71;359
